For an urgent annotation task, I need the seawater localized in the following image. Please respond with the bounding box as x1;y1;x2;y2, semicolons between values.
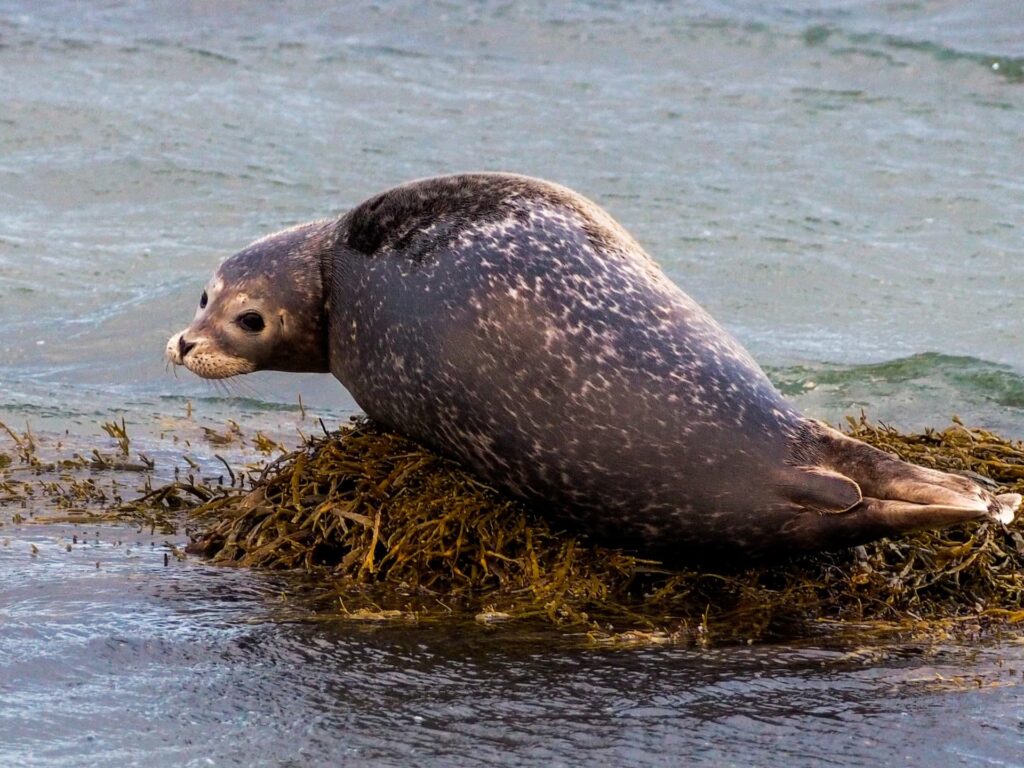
1;2;1023;765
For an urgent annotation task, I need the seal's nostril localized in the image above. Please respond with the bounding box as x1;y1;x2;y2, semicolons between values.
179;336;197;358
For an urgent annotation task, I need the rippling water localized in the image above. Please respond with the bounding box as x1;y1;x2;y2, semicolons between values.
2;1;1023;765
3;524;1024;767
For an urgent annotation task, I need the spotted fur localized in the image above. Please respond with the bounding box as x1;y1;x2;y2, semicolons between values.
168;173;1019;563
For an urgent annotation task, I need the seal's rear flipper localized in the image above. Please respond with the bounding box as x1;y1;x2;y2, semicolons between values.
851;497;1011;534
805;421;1020;526
784;494;1018;553
992;493;1022;524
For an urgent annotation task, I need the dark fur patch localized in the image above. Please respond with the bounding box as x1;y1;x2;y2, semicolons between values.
341;173;629;265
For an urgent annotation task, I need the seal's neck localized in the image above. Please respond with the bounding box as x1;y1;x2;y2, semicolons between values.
226;218;337;373
280;219;337;374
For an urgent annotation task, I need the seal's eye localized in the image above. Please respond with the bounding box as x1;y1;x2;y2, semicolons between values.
237;311;265;333
199;291;208;309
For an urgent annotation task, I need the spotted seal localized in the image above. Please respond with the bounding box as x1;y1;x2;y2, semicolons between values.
166;173;1019;561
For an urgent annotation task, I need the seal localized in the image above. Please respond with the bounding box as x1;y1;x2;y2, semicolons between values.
167;173;1020;561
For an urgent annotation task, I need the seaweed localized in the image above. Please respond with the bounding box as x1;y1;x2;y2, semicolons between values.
184;416;1024;645
0;418;210;534
3;413;1023;645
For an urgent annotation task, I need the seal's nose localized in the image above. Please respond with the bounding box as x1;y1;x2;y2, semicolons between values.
178;336;197;358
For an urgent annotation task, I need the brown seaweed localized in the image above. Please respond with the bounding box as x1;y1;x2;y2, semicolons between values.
3;413;1023;645
184;416;1024;644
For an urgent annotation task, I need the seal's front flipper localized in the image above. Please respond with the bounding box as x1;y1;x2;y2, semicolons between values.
784;466;862;514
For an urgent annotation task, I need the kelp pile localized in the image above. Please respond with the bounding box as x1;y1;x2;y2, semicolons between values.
2;412;1021;644
185;416;1024;644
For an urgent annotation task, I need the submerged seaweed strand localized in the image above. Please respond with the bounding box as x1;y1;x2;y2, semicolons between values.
0;419;241;534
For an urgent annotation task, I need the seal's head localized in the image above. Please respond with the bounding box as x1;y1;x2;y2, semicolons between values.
166;220;333;378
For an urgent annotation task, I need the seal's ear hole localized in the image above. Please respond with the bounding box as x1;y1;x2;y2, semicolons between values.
237;311;265;333
199;291;208;309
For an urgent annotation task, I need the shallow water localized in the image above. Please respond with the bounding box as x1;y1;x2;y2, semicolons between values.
2;1;1024;765
3;522;1024;768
